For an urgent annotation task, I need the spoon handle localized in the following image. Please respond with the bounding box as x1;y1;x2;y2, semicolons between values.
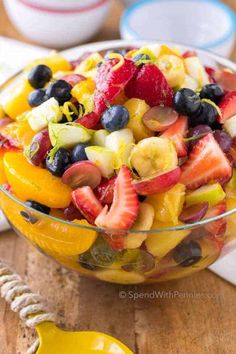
0;261;55;353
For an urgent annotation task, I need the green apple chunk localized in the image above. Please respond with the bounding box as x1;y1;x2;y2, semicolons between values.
105;128;134;166
27;97;63;132
185;183;225;207
145;220;190;259
48;122;92;149
85;146;116;178
91;129;109;147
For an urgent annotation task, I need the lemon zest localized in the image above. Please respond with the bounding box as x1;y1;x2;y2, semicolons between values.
60;102;79;122
108;53;125;71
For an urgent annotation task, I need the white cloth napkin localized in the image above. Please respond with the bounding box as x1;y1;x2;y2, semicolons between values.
0;36;235;285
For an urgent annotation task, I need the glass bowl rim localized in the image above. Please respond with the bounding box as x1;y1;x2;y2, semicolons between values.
1;185;236;234
1;39;236;234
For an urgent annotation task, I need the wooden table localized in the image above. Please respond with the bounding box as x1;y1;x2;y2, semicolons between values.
0;1;236;353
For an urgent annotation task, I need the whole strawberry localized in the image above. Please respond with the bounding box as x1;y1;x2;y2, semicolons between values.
94;58;136;114
125;63;174;107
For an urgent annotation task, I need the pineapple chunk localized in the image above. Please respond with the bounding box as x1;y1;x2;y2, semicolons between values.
145;220;190;259
124;98;154;142
25;54;71;73
0;77;33;119
147;183;186;225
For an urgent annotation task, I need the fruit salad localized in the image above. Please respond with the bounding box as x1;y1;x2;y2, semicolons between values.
0;45;236;284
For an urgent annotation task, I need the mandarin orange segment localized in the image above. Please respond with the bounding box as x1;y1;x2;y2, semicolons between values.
3;152;72;208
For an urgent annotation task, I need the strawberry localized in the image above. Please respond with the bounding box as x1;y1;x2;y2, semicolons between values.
75;112;100;129
182;50;197;58
94;176;116;205
125;64;173;107
204;201;227;237
180;133;232;190
72;186;103;225
95;166;139;230
103;232;125;251
161;116;188;157
94;58;136;114
218;91;236;123
61;74;86;87
214;69;236;92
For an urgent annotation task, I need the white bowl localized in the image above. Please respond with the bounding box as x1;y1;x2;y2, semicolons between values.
3;0;111;49
120;0;236;57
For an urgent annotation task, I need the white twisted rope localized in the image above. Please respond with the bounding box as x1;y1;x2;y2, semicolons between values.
0;261;56;354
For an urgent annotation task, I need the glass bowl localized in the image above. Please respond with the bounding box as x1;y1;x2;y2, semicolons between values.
1;40;236;285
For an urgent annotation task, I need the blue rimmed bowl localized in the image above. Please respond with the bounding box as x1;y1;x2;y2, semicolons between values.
120;0;236;57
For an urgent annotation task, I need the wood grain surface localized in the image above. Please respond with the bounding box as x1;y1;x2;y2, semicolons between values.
0;1;235;353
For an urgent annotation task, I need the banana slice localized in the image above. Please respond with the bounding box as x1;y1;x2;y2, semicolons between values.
95;269;145;284
124;203;155;249
130;137;178;177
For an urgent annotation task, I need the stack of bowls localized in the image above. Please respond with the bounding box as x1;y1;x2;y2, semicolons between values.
3;0;111;48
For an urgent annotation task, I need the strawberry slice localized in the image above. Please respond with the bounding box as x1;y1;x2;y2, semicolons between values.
103;232;125;251
94;58;136;114
218;91;236;123
205;66;216;83
214;69;236;92
72;186;103;225
95;166;139;230
161;116;188;157
94;176;116;205
204;201;227;237
125;63;174;107
75;112;100;129
180;133;232;190
61;74;86;87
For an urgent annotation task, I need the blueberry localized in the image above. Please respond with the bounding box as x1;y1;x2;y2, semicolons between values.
71;143;90;163
46;80;72;105
133;53;151;65
173;240;202;267
46;148;71;177
173;88;201;117
190;101;218;127
200;84;224;104
28;89;48;107
104;49;127;61
101;105;129;132
28;65;52;89
25;200;51;215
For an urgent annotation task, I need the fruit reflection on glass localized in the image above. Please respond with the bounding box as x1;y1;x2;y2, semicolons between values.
0;45;236;284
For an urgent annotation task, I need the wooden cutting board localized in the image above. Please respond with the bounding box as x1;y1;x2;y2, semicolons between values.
0;1;235;353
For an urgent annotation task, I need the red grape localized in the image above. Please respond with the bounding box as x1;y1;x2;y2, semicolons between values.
180;203;209;224
28;129;52;166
